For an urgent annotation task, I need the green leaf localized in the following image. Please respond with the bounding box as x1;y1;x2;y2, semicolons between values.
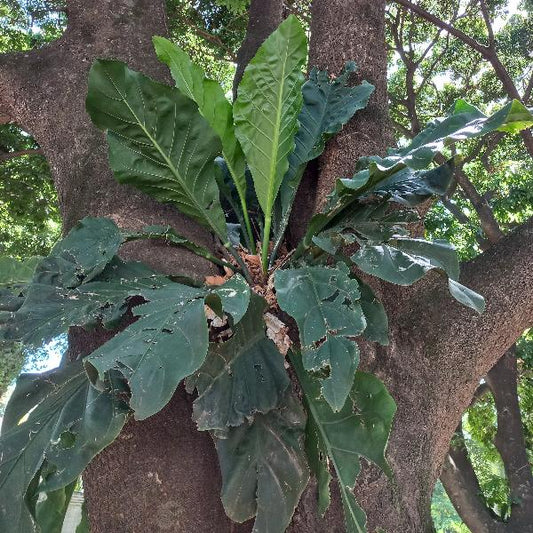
34;477;77;533
0;362;128;532
216;393;309;533
273;64;374;254
188;293;289;435
350;238;483;312
0;256;41;287
234;15;307;266
358;281;388;346
208;274;250;324
153;37;255;247
86;60;227;241
35;217;122;289
275;264;366;411
85;282;209;420
3;258;168;347
291;352;396;533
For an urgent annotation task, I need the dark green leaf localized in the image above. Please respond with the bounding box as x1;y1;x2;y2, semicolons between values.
358;282;388;346
34;217;122;289
272;64;374;254
0;362;128;532
291;352;396;533
85;282;208;420
34;477;77;533
86;60;227;240
216;393;309;533
188;293;289;434
208;274;250;324
275;264;365;411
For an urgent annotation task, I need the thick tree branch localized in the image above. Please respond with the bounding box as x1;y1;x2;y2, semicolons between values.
440;424;506;533
232;0;283;98
408;217;533;381
486;348;533;529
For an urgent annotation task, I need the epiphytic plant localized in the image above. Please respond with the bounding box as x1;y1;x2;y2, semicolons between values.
1;15;532;533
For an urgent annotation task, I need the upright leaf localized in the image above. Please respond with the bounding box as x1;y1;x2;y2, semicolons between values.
86;60;227;240
85;282;209;420
272;64;374;257
216;393;309;533
153;37;255;249
275;264;366;411
291;352;396;533
234;15;307;267
0;362;128;532
188;293;289;434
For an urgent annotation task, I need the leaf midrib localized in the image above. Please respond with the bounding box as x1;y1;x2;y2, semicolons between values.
103;69;225;241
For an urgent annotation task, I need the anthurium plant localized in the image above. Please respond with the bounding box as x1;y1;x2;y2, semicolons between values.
1;15;532;533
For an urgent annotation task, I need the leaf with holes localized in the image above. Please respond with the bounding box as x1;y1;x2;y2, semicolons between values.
291;352;396;533
86;60;227;241
275;263;366;411
216;393;309;533
0;362;128;533
188;292;289;435
85;282;208;420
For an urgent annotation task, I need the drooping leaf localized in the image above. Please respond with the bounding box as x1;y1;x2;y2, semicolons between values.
86;60;227;241
272;63;374;255
0;256;41;287
216;393;309;533
0;362;128;532
153;37;254;247
275;263;366;411
188;293;289;434
85;282;209;420
2;258;168;347
34;217;122;289
291;352;396;533
233;15;307;247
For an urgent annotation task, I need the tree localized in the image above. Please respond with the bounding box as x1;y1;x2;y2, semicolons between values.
0;1;532;532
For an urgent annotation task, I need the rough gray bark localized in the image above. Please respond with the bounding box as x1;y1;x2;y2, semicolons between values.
232;0;283;98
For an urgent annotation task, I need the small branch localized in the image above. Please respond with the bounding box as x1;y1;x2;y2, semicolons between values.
440;424;506;533
478;0;495;47
392;0;489;56
486;347;533;529
0;149;43;162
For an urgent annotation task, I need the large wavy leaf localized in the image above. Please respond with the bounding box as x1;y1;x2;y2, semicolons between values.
275;264;366;411
187;292;289;435
216;393;309;533
86;60;227;240
85;282;208;420
153;37;254;247
2;258;167;347
272;64;374;256
0;362;128;533
292;353;396;533
234;15;307;263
